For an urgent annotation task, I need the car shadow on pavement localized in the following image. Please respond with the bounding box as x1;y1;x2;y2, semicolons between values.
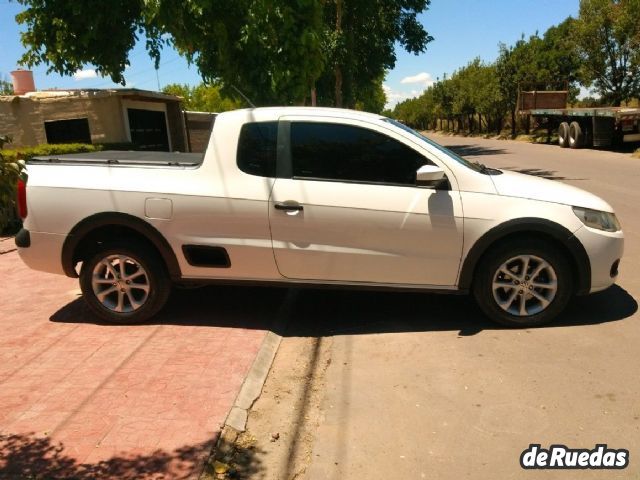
497;166;590;181
0;432;261;480
280;284;637;337
51;284;637;338
445;144;508;157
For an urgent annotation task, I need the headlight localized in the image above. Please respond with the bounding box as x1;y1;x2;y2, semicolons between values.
572;207;621;232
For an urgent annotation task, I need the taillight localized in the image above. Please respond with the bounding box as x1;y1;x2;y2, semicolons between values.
17;178;27;219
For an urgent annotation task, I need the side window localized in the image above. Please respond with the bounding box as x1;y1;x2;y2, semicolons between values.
290;122;430;185
237;121;278;177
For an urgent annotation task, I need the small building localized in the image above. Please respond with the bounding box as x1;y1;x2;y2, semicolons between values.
0;85;188;151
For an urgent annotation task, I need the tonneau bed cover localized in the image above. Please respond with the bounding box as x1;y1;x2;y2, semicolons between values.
29;150;203;167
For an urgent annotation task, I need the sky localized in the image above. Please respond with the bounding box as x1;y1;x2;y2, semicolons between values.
0;0;580;108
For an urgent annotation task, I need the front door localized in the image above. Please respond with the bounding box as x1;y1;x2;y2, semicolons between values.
269;119;463;286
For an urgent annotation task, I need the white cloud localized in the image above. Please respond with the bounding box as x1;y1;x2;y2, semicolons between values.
382;72;435;108
383;84;423;109
400;72;435;87
73;69;98;81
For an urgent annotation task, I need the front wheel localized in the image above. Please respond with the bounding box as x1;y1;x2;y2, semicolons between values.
472;239;573;327
79;242;171;323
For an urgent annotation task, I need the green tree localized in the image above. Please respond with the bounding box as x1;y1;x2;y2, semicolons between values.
353;75;387;114
391;16;585;135
316;0;433;109
495;37;544;135
0;79;13;95
16;0;432;107
575;0;640;106
16;0;324;105
162;83;243;112
538;17;582;101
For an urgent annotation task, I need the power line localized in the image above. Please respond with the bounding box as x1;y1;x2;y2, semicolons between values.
82;54;183;89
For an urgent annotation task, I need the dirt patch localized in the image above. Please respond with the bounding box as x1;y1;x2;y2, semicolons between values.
202;336;333;479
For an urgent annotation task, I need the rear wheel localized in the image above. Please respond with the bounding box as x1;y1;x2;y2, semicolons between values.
79;242;171;323
569;121;584;149
558;122;570;148
472;239;573;327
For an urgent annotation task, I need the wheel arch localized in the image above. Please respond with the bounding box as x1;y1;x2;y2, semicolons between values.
61;212;181;280
458;218;591;295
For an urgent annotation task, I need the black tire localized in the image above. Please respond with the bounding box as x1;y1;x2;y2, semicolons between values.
569;121;583;149
79;241;171;323
558;122;570;148
472;238;573;327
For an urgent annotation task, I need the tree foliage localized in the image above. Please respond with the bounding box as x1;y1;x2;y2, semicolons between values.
161;83;243;112
388;12;605;135
393;60;508;132
353;75;388;114
0;79;13;95
575;0;640;105
315;0;432;108
16;0;431;108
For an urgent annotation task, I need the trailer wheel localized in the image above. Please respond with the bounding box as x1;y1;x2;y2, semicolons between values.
569;121;584;149
558;122;570;148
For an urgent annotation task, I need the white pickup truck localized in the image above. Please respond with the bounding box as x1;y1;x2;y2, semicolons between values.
16;107;623;326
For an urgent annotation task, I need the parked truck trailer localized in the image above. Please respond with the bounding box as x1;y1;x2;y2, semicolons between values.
518;89;640;149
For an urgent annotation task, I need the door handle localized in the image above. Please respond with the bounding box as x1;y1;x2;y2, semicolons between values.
274;203;304;212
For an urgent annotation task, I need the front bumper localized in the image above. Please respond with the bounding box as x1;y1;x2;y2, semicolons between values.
572;225;624;293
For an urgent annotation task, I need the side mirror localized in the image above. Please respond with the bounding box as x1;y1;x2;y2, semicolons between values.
416;164;446;187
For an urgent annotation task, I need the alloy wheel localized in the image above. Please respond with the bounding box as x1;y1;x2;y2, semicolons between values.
491;254;558;316
91;254;150;313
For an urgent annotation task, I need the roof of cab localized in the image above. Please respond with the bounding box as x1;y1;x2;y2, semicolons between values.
217;106;386;122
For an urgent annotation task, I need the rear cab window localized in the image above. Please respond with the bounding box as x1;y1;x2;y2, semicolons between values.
237;121;278;177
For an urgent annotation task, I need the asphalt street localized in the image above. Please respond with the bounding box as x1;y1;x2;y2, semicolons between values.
263;135;640;480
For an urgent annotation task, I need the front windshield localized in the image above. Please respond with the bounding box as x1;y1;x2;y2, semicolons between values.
383;118;483;173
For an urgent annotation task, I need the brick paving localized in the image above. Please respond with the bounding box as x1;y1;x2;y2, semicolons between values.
0;236;15;255
0;249;283;479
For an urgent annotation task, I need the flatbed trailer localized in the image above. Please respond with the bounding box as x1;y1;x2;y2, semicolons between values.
516;87;640;149
529;107;640;149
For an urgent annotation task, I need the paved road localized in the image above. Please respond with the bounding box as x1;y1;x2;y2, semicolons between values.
0;250;276;479
258;136;640;480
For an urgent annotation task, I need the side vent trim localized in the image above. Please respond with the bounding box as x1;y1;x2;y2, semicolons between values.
182;245;231;268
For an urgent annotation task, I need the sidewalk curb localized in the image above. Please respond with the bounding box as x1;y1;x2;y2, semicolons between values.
226;330;282;431
196;289;298;479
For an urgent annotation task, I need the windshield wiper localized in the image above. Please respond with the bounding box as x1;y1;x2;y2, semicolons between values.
474;161;489;173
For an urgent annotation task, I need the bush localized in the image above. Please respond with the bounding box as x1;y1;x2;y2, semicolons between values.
0;152;26;234
0;143;101;234
1;143;102;162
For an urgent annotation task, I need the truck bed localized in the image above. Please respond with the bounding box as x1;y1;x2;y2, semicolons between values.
29;150;204;167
